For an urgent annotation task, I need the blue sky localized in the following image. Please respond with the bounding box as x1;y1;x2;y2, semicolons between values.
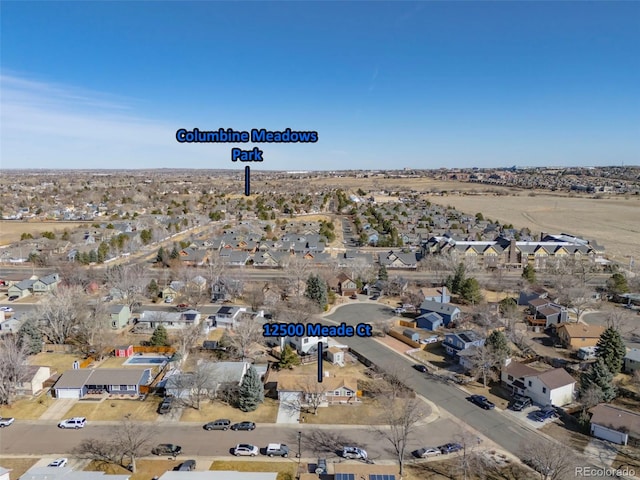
1;1;638;170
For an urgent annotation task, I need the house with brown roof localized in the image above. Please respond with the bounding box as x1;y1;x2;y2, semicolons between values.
556;323;605;349
328;273;357;296
276;375;360;406
589;404;640;445
501;360;576;406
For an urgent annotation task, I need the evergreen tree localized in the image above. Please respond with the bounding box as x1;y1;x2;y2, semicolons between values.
486;330;510;362
149;325;169;346
237;365;264;412
446;262;467;294
147;279;159;298
89;249;98;263
17;319;44;354
378;264;388;281
595;327;627;375
580;358;616;402
522;265;536;284
459;277;482;304
97;242;109;263
170;244;179;259
498;297;517;315
156;246;166;264
305;275;328;310
278;344;301;370
607;273;629;295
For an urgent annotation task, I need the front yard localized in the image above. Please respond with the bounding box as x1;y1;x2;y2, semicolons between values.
411;345;452;369
301;398;426;425
0;457;39;480
210;460;295;480
180;397;278;423
0;393;54;419
63;396;163;421
85;459;182;480
462;381;511;410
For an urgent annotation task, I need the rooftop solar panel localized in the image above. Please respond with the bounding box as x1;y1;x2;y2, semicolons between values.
336;474;355;480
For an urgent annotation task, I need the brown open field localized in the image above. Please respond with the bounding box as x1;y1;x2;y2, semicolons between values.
424;192;640;262
0;458;39;480
0;220;90;246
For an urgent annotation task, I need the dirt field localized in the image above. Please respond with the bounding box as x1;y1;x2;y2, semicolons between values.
424;192;640;262
0;220;90;246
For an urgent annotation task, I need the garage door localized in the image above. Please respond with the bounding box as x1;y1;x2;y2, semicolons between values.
592;424;627;445
56;388;81;399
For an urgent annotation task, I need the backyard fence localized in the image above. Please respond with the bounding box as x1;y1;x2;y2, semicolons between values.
132;345;176;354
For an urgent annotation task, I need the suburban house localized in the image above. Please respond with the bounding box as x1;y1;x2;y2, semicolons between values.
443;330;485;359
589;404;640;446
7;279;35;299
32;273;60;293
53;368;151;399
109;305;131;329
19;466;131;480
159;471;275;480
0;314;23;333
210;306;247;329
0;467;9;480
276;375;360;407
17;365;51;396
624;349;640;374
517;287;549;306
418;299;461;327
331;463;399;480
556;323;605;349
415;312;443;331
379;250;418;269
501;361;576;406
420;286;450;303
527;298;568;327
328;273;358;296
136;310;201;330
164;362;268;399
286;335;328;355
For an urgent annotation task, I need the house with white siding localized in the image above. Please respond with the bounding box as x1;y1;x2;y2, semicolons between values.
501;360;575;406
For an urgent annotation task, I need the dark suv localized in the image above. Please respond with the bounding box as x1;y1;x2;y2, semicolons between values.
158;397;173;414
177;460;196;471
468;395;495;410
204;419;231;431
152;444;182;456
510;395;532;411
231;421;256;431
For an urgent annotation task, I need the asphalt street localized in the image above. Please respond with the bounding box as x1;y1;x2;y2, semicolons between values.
325;303;625;479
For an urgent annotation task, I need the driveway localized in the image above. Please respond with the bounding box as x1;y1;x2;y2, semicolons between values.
38;398;77;421
276;392;301;424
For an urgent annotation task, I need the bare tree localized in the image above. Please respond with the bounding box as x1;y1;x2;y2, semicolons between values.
224;318;263;361
372;396;424;477
280;254;310;300
103;264;147;312
295;376;328;416
557;285;600;322
171;362;215;410
71;301;115;359
75;414;157;473
451;430;487;480
36;285;87;344
466;346;500;387
0;335;29;405
174;323;202;358
520;437;573;480
244;283;266;311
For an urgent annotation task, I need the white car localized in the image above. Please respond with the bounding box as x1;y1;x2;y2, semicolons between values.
394;307;406;314
0;416;15;427
164;296;173;303
233;444;259;456
421;336;439;344
58;417;86;429
342;446;368;460
0;306;13;312
47;458;68;467
413;447;442;458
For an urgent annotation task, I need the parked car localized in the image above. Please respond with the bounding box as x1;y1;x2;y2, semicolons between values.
0;306;13;312
47;458;68;468
234;444;259;456
0;417;15;428
152;444;182;456
204;419;231;431
8;296;18;301
509;395;532;411
394;307;406;314
58;417;86;429
341;446;367;460
176;303;189;311
177;460;196;471
164;296;174;303
265;443;289;457
413;447;442;458
412;364;428;373
421;336;439;344
438;443;463;454
158;397;173;414
369;294;380;300
468;395;495;410
231;421;256;431
531;406;557;422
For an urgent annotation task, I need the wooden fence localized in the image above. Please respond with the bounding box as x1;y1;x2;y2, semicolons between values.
388;329;421;349
132;346;176;354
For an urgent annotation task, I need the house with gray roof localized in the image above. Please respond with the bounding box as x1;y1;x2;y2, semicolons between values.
624;348;640;374
137;310;200;330
109;305;131;329
443;330;485;358
19;467;130;480
53;368;151;399
379;250;418;269
418;299;461;326
32;273;60;293
158;471;276;480
7;279;35;299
